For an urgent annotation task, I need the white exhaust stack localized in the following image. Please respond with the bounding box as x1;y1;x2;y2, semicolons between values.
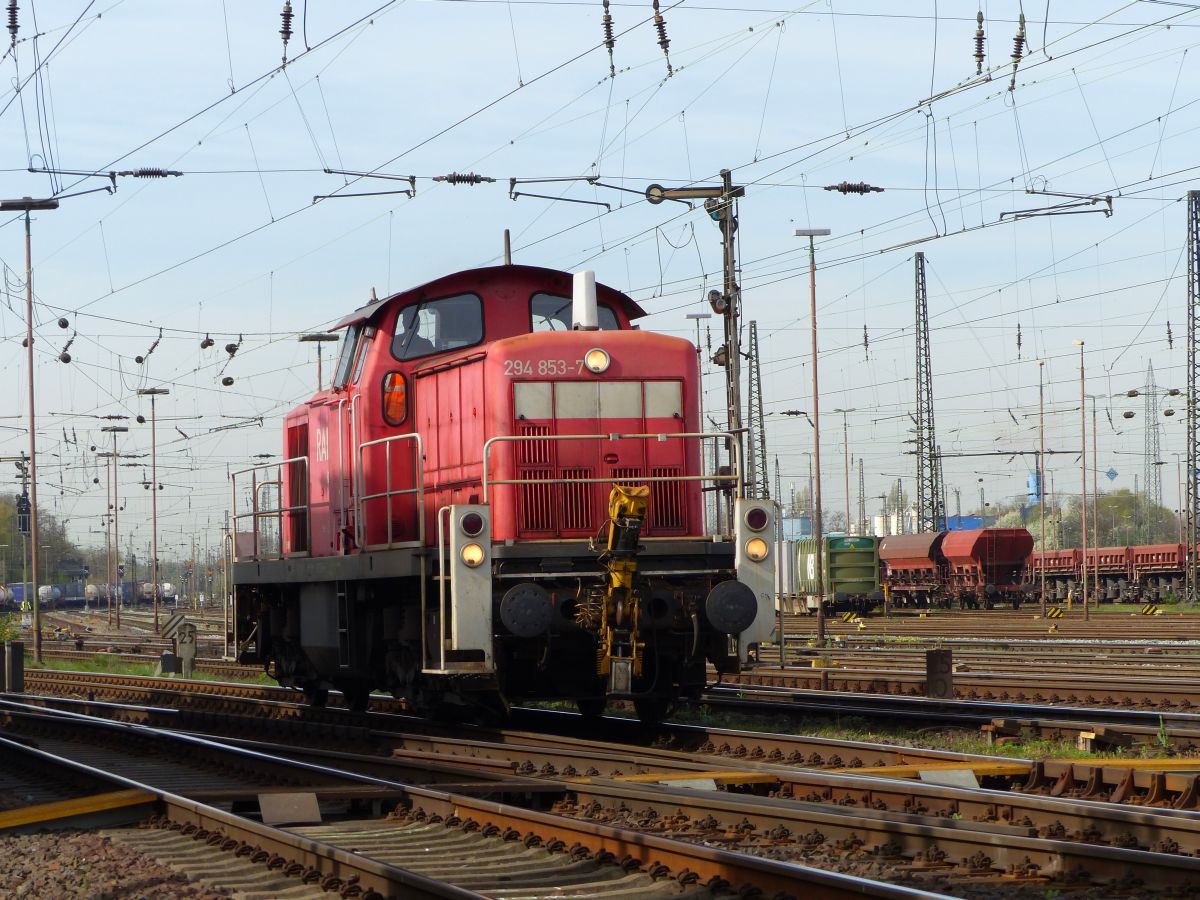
572;270;599;330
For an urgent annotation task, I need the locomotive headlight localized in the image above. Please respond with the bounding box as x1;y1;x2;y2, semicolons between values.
745;538;769;562
583;348;610;374
461;543;486;567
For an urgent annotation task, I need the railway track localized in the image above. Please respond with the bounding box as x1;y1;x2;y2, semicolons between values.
16;671;1200;891
779;609;1200;640
0;699;935;898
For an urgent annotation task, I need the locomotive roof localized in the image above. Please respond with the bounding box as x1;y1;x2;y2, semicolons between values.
331;264;647;331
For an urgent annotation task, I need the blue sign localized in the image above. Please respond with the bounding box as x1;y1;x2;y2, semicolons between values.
1106;468;1118;482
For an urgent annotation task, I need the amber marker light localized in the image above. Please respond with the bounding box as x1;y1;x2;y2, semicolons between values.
745;538;769;561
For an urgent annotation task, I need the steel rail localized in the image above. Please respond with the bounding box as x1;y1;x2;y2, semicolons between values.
0;699;937;899
19;686;1200;861
0;733;478;899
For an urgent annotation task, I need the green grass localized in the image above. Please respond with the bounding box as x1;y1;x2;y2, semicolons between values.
666;705;1174;761
25;653;275;684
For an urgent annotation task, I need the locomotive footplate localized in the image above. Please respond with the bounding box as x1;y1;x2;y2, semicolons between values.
233;547;424;585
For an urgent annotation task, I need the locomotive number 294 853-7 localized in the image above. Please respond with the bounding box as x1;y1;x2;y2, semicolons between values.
503;358;584;377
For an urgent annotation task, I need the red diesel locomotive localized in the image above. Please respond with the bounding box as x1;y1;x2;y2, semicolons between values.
231;264;775;721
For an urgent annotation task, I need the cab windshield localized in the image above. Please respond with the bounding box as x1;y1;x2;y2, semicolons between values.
531;293;619;332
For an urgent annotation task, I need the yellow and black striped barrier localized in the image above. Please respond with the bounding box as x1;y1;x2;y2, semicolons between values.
1141;604;1162;616
841;612;860;623
1045;607;1064;619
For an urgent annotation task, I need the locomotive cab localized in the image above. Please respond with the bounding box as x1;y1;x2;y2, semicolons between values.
232;264;774;721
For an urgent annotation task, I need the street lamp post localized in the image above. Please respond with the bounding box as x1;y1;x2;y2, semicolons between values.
1090;396;1100;607
137;387;169;632
797;227;831;644
1038;360;1046;615
98;453;113;624
102;425;129;628
298;333;339;392
2;196;59;661
1074;340;1089;620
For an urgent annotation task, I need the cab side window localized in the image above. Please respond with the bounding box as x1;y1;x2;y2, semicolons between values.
332;324;362;386
531;293;619;332
392;293;483;361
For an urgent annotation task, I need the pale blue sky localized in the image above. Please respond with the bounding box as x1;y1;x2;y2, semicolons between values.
0;0;1196;553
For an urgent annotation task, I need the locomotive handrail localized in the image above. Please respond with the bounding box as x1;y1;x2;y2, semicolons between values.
433;504;451;672
230;456;310;562
480;431;741;513
355;432;425;551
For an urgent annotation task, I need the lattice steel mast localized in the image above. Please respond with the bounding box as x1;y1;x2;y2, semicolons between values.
746;320;768;498
1145;360;1162;542
914;252;945;531
1188;191;1200;601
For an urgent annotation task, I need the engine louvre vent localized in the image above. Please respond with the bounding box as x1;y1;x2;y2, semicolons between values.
560;467;594;532
650;466;685;531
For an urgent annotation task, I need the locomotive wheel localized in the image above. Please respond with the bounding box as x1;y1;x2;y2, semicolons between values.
340;683;371;713
576;697;606;719
633;697;670;725
302;685;329;708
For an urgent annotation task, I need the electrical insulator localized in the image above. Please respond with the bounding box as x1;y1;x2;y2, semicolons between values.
58;352;70;363
280;1;294;65
651;0;673;76
222;376;235;387
974;10;985;75
136;415;146;424
433;172;495;185
6;0;16;47
137;329;162;365
1167;321;1174;349
824;181;884;195
200;334;214;349
225;334;243;356
1016;322;1022;358
57;317;68;328
1009;12;1026;91
601;0;615;78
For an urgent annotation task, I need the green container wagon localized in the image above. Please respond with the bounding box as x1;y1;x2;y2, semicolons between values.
795;535;882;613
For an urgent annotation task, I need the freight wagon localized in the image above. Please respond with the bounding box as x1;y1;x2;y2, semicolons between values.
880;528;1032;609
789;535;883;615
